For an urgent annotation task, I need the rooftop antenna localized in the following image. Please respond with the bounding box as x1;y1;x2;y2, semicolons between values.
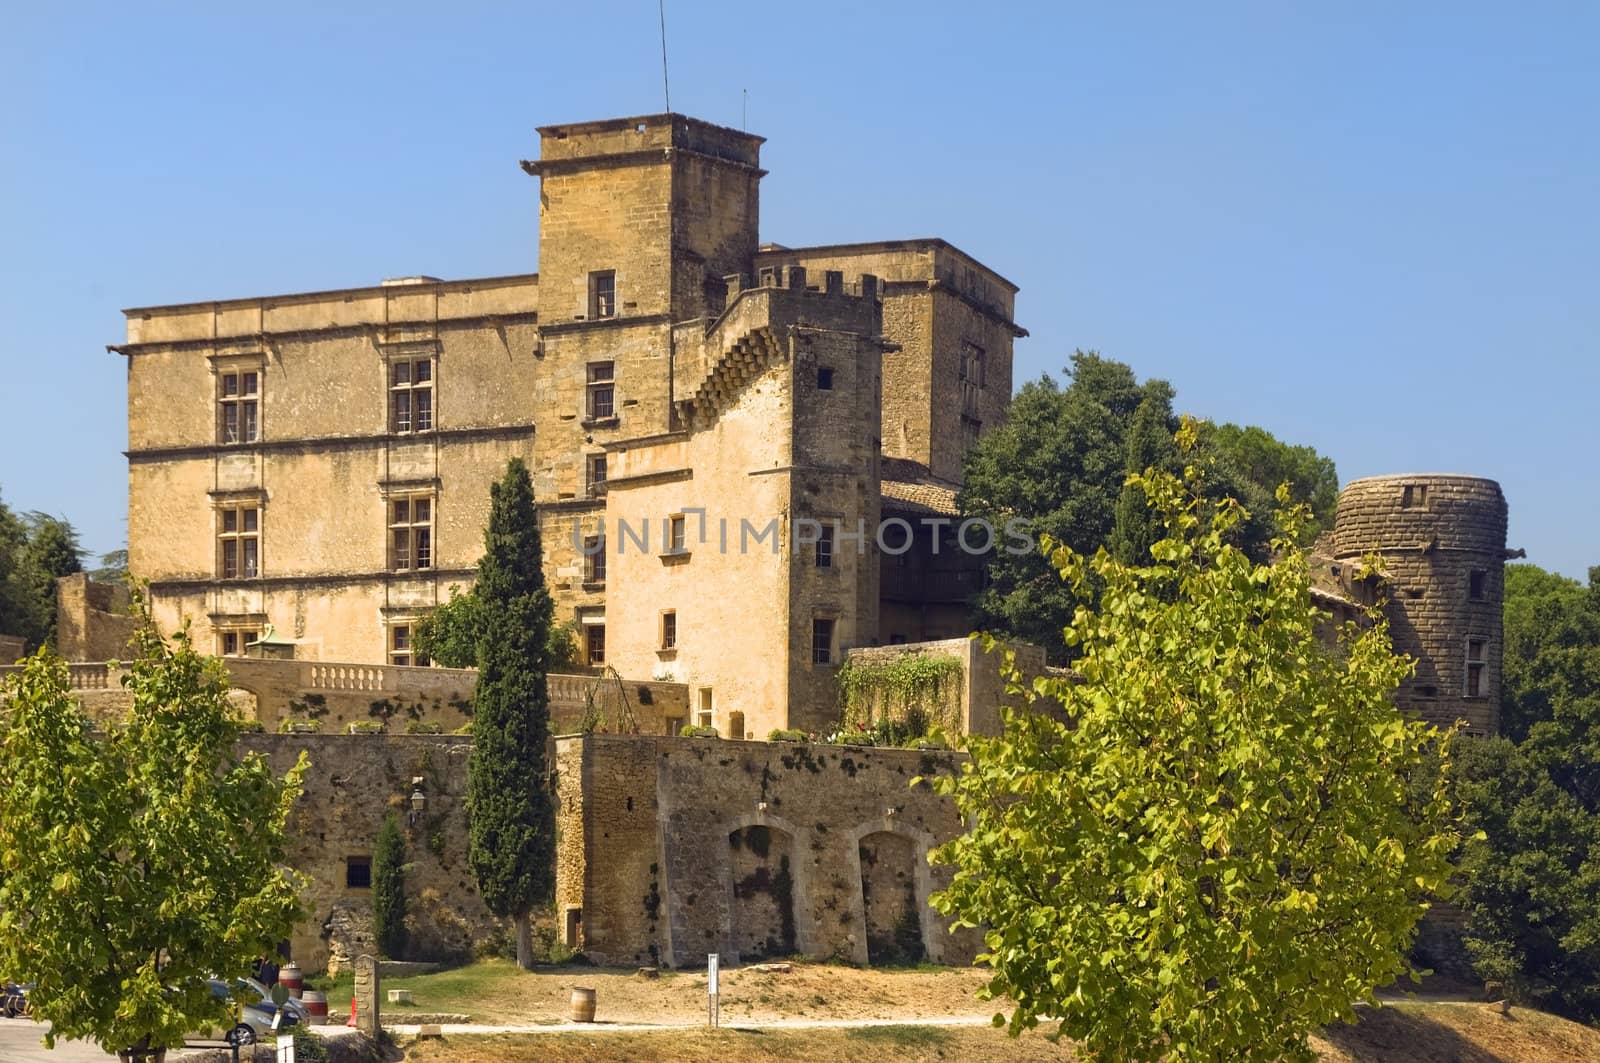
658;0;671;113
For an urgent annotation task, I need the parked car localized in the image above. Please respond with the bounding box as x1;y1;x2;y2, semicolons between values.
237;976;310;1024
205;979;297;1044
1;982;29;1018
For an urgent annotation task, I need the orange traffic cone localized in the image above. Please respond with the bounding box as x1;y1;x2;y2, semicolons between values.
346;997;358;1028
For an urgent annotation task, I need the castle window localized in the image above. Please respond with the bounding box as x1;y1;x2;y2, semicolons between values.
728;710;746;741
959;341;986;388
390;358;434;434
218;505;259;579
1465;637;1488;697
219;629;258;657
697;688;713;728
815;524;834;568
588;271;616;319
812;617;835;665
668;515;687;553
586;624;605;666
218;370;259;444
1469;570;1487;600
389;623;428;668
587;453;607;496
817;367;835;391
584;535;606;584
586;362;615;420
660;610;677;651
1401;483;1427;509
345;856;372;890
389;495;434;572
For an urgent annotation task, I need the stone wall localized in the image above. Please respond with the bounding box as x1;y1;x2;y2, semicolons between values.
842;636;1054;738
0;655;688;741
0;634;22;665
1333;474;1508;735
555;733;982;969
241;733;494;974
53;574;136;662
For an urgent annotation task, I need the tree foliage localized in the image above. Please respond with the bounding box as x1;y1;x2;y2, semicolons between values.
1452;563;1600;1021
959;354;1337;662
465;458;556;969
372;813;408;960
0;489;85;652
931;434;1456;1062
0;607;307;1056
416;588;577;673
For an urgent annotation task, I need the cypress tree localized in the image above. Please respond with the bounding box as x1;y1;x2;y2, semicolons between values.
465;458;555;969
372;813;407;959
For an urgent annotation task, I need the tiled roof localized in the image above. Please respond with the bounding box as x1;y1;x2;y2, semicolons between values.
881;478;960;517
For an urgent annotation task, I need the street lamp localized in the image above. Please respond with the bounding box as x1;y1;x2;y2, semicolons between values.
409;784;427;827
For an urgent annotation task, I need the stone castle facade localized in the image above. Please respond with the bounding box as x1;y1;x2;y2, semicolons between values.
114;113;1023;739
76;109;1519;972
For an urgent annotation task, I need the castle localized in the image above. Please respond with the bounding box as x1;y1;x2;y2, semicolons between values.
112;113;1022;740
1;112;1518;972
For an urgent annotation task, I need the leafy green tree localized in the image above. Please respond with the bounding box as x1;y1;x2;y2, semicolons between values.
959;354;1337;662
1109;380;1178;564
372;813;408;959
466;458;556;969
960;353;1170;661
0;496;25;639
0;491;86;653
1201;422;1339;542
1452;563;1600;1020
0;607;307;1059
931;431;1457;1062
417;590;577;674
19;513;84;650
91;548;130;585
413;587;486;669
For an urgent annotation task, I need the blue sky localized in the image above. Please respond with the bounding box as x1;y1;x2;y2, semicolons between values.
2;3;1595;576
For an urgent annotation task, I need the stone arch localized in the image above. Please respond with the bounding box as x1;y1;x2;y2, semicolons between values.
723;810;810;963
845;817;940;965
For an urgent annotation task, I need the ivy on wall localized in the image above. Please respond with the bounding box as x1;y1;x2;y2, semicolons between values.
836;654;964;737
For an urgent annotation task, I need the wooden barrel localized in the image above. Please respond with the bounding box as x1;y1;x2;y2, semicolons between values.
301;990;329;1025
279;962;304;998
569;987;597;1023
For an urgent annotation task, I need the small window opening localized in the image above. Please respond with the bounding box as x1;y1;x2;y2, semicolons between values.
588;271;616;319
346;856;372;890
812;617;835;665
1469;570;1487;600
817;367;834;390
1465;637;1488;697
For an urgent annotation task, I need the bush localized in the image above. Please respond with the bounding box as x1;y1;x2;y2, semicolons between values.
768;728;808;743
290;1025;331;1063
452;721;473;735
404;721;443;734
347;721;383;734
278;719;320;734
679;725;719;739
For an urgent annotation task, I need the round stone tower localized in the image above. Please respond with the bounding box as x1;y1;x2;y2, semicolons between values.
1332;474;1508;735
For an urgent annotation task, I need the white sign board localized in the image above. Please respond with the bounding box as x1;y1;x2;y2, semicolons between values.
277;1040;295;1063
707;953;720;995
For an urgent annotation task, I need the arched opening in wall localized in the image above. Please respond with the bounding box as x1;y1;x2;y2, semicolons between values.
728;710;746;741
727;824;796;961
859;831;925;966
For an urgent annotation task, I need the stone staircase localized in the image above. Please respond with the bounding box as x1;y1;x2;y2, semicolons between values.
675;325;783;426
